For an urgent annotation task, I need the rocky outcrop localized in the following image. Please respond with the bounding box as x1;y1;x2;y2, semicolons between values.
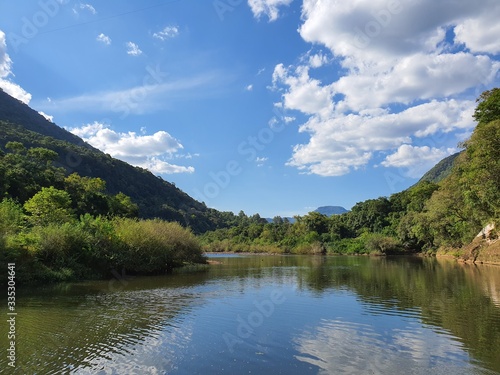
460;223;500;264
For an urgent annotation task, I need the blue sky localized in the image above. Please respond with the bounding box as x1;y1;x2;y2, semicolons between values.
0;0;499;217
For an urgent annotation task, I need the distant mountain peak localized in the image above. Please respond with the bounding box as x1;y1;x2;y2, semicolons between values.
314;206;349;216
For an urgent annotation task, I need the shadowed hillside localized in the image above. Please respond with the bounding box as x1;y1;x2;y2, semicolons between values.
0;89;234;233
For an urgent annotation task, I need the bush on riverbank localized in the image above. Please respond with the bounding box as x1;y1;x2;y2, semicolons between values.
0;199;206;285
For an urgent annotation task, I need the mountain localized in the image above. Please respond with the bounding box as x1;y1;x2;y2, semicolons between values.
265;206;349;222
314;206;349;216
0;89;93;148
418;152;461;184
265;217;296;223
0;90;231;233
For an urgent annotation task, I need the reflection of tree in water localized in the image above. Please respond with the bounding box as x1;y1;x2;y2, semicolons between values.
0;274;211;374
296;256;500;373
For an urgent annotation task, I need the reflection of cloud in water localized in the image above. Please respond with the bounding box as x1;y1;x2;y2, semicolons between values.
74;318;194;374
71;288;198;374
294;319;490;375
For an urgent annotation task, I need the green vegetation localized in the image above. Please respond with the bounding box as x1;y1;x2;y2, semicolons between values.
0;89;245;233
0;142;205;285
201;89;500;258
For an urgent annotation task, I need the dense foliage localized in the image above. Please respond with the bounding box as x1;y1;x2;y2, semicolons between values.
0;142;205;284
0;89;245;233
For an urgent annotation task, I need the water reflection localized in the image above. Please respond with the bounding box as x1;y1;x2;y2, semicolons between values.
0;255;499;374
294;315;490;374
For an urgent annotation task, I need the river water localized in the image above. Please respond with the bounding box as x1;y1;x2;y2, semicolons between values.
1;255;500;374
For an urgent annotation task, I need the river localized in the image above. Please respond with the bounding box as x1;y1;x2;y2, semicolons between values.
1;255;500;374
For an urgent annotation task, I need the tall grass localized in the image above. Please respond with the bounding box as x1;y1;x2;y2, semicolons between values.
113;218;206;273
0;211;206;285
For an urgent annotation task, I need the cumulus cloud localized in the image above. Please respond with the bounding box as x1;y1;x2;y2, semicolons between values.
272;64;334;117
96;33;111;45
271;0;500;178
381;145;457;178
0;30;31;104
453;2;500;54
153;26;179;41
126;42;142;56
248;0;293;21
285;99;475;177
308;52;328;68
68;122;194;174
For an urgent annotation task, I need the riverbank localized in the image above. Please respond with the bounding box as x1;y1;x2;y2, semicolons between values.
0;217;207;286
436;224;500;266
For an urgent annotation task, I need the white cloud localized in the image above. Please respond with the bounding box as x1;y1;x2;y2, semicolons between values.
68;122;194;174
0;30;31;104
272;64;334;117
96;33;111;45
308;52;328;68
334;53;499;111
381;145;457;178
256;156;268;166
454;3;500;54
74;3;96;15
81;3;96;14
285;99;475;177
153;26;179;41
270;0;500;178
38;111;54;122
246;84;253;91
126;42;142;56
248;0;293;21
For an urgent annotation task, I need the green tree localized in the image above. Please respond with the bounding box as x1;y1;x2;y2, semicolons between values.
473;88;500;125
0;198;24;235
64;173;109;216
459;119;500;223
24;187;75;226
346;197;392;234
109;192;139;218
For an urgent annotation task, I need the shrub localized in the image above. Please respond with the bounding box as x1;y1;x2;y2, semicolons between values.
0;198;25;235
28;223;90;273
113;218;205;274
364;233;402;255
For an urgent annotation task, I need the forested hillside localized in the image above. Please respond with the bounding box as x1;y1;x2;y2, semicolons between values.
0;89;240;233
418;152;461;184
